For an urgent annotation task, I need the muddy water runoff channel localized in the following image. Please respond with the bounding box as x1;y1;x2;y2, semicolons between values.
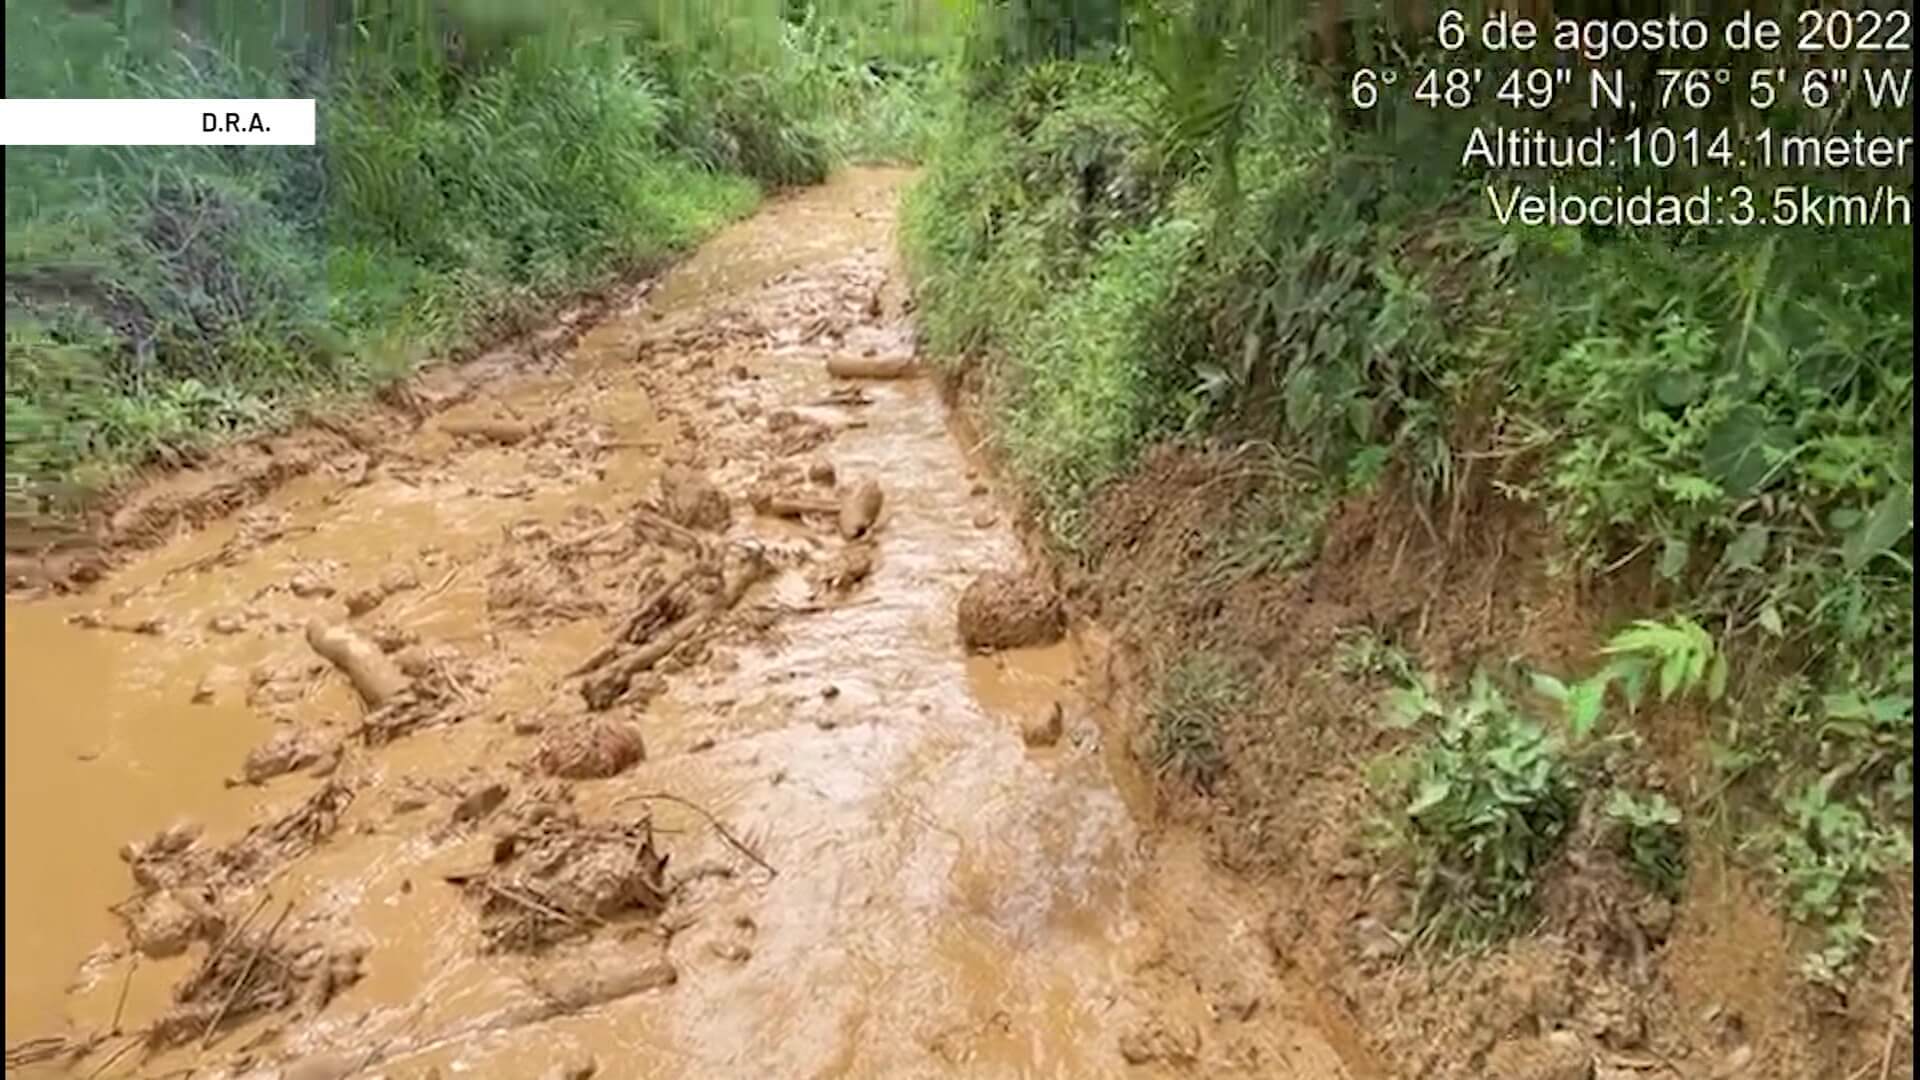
6;169;1375;1079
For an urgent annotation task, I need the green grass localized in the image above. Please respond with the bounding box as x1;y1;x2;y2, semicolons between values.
4;0;960;518
1147;650;1251;791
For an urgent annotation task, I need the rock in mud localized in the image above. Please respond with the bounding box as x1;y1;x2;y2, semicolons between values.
241;730;331;784
972;509;997;529
539;1057;599;1080
207;613;247;635
380;565;421;594
1117;1016;1201;1066
536;718;647;780
192;664;243;705
1020;702;1064;748
288;571;334;599
956;571;1064;652
343;586;386;617
452;782;510;825
659;466;731;531
369;624;418;654
838;479;884;540
1483;1032;1591;1080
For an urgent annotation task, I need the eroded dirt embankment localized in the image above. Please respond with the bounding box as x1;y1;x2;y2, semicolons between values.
5;169;1380;1079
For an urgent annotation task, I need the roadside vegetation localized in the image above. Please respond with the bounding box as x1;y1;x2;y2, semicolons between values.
4;0;958;517
903;0;1911;992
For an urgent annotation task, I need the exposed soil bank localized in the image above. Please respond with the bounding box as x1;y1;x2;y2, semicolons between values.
4;170;1379;1079
986;436;1915;1080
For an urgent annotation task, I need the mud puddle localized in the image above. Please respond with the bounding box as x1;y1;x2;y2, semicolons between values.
5;168;1377;1079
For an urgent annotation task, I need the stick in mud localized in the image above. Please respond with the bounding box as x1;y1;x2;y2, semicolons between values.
749;488;838;521
305;619;411;708
825;355;916;380
201;900;294;1048
439;417;534;445
578;549;770;710
615;791;777;880
568;566;698;678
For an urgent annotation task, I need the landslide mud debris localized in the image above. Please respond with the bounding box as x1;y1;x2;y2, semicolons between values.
446;808;670;953
6;170;1382;1080
957;569;1066;652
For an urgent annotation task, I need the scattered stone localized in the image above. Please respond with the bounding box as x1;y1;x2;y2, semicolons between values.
1351;915;1406;963
540;1056;599;1080
707;940;752;964
956;571;1065;652
207;613;247;635
303;742;342;778
512;717;548;736
379;566;421;594
972;509;998;529
392;794;429;815
1020;702;1064;748
288;572;334;599
807;459;837;487
343;587;385;617
1483;1032;1591;1080
820;685;840;701
451;782;510;825
969;482;989;497
1117;1016;1201;1066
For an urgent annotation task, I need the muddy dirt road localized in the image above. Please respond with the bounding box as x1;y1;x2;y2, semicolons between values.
5;169;1377;1079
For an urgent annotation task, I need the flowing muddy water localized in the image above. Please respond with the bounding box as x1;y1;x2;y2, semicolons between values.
6;168;1376;1079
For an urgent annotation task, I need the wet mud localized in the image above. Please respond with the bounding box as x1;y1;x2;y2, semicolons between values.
5;170;1379;1079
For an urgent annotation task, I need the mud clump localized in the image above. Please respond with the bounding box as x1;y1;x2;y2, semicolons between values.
957;571;1065;652
1020;703;1064;748
238;730;336;785
659;466;731;531
535;718;647;780
810;542;876;596
145;911;368;1049
123;887;223;959
451;814;669;952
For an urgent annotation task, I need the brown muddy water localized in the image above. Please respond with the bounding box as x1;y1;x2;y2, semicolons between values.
5;169;1377;1079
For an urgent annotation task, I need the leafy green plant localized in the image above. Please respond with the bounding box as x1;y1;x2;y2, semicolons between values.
1529;615;1727;738
1770;772;1914;986
1605;788;1687;900
1380;671;1578;945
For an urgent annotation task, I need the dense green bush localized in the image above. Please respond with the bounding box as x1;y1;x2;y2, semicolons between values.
902;0;1912;981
